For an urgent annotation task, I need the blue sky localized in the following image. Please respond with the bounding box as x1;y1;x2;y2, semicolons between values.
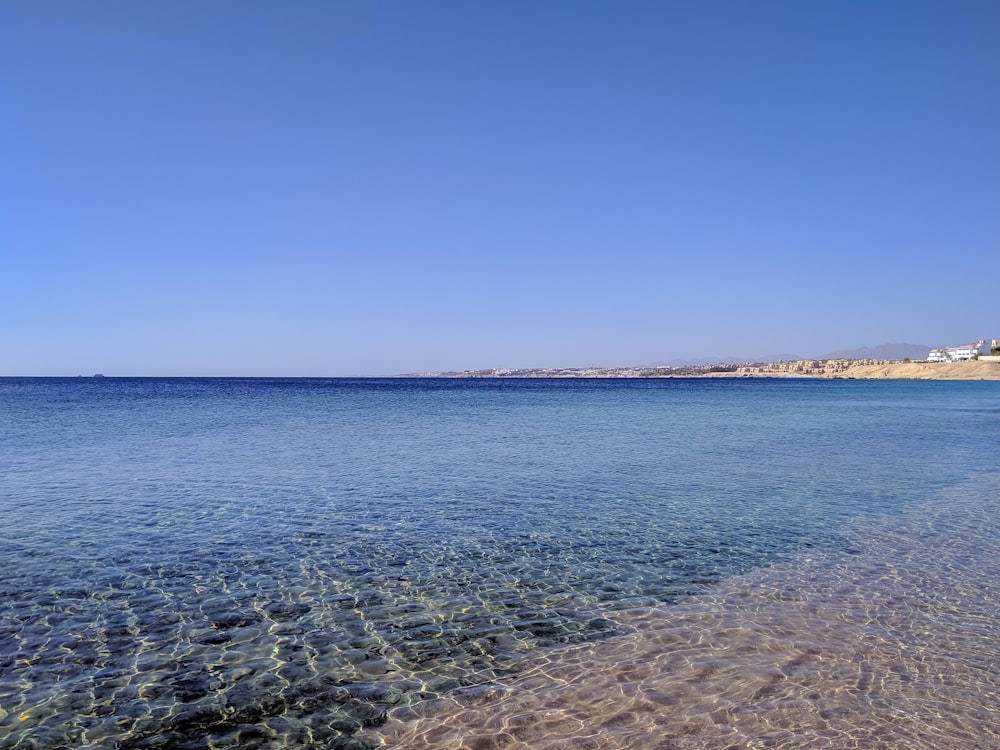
2;1;997;375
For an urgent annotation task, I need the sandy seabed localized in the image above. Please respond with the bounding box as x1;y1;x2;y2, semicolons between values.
364;477;1000;750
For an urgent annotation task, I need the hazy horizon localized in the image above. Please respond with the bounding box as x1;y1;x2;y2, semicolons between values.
3;2;997;377
0;341;953;378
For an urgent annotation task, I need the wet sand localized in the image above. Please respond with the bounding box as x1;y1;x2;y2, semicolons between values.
367;477;1000;749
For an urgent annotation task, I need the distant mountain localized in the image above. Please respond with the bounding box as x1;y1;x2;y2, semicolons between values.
816;343;932;361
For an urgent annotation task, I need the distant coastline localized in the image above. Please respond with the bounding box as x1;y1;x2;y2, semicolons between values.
403;359;1000;381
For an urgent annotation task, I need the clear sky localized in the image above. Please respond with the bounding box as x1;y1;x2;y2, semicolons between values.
2;1;998;375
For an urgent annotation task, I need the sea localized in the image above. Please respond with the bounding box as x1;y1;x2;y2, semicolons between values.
1;377;999;749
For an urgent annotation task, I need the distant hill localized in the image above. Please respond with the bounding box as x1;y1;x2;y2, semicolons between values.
816;343;932;361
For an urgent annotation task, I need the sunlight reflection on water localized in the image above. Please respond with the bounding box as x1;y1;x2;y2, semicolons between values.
370;476;1000;749
2;378;999;748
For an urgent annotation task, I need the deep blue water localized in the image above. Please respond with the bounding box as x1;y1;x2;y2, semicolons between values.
1;377;998;748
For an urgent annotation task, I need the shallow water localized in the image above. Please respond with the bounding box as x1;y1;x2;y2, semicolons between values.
370;476;1000;749
1;377;998;748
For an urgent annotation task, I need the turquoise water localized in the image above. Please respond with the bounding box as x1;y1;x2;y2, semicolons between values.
1;377;998;748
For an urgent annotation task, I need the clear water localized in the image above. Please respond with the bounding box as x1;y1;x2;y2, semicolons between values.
1;377;998;749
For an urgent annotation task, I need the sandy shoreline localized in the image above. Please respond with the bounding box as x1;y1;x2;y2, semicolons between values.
823;359;1000;380
735;359;1000;380
424;360;1000;381
792;360;1000;380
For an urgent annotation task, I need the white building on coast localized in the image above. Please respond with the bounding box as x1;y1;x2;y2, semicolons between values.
927;340;991;362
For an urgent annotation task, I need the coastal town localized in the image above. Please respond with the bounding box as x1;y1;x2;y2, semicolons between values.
409;340;1000;380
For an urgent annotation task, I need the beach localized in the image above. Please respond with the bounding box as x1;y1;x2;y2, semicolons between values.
704;359;1000;380
820;359;1000;380
415;359;1000;381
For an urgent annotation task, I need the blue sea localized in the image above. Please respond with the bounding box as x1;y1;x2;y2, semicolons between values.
2;377;999;749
